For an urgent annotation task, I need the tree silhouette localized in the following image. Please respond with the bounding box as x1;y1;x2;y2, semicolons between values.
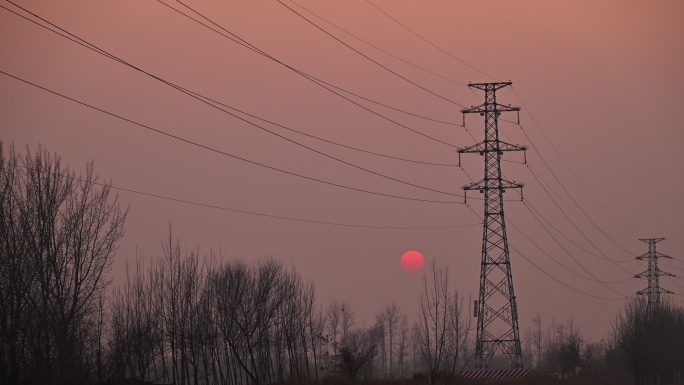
0;142;127;384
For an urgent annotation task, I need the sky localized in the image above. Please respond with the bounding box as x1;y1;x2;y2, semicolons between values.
1;0;684;342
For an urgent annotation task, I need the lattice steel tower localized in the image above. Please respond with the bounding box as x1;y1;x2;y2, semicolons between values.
635;238;674;309
460;82;525;370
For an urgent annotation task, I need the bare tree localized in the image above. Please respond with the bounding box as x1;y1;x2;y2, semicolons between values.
557;317;582;378
336;324;382;379
396;316;410;378
327;299;342;361
444;291;472;383
377;303;404;378
612;297;684;384
532;313;543;369
0;142;127;384
109;256;158;381
414;260;471;385
341;302;356;348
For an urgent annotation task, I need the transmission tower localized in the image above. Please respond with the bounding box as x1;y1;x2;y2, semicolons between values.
635;238;674;309
460;82;526;370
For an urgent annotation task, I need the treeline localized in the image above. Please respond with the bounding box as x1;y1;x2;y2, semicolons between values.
0;143;472;385
109;238;322;385
106;237;472;385
608;298;684;385
516;299;684;384
3;143;683;385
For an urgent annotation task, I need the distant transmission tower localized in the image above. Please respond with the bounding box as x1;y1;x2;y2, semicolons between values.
635;238;675;309
460;82;525;370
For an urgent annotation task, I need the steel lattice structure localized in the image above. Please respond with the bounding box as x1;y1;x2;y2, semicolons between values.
635;238;674;309
460;82;525;370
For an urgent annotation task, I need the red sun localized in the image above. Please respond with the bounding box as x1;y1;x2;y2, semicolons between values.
401;250;425;273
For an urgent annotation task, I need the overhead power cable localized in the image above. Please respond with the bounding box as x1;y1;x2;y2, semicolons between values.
466;208;626;307
524;163;634;270
524;200;630;265
4;161;479;230
497;125;641;255
364;0;499;81
509;213;633;289
277;0;467;108
156;0;459;147
183;88;460;167
288;0;469;87
512;86;644;238
662;264;684;272
518;125;640;258
0;4;472;200
470;127;635;286
0;70;463;205
364;0;645;255
510;242;626;308
1;4;457;169
524;170;640;244
496;94;643;255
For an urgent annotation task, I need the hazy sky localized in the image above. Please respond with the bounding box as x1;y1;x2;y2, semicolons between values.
2;0;684;341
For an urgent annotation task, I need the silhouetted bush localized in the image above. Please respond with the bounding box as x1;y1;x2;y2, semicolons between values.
611;297;684;384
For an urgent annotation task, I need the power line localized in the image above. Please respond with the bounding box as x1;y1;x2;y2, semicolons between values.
526;164;640;243
3;161;479;230
497;126;641;248
1;4;459;169
464;207;625;308
364;0;499;81
524;161;635;269
0;5;472;198
510;242;626;307
494;88;647;261
524;200;632;266
297;0;651;268
466;189;629;309
4;0;460;157
288;0;469;87
496;121;639;254
183;89;460;167
511;86;643;238
661;264;684;272
512;206;633;289
517;125;640;259
0;70;465;205
465;94;637;275
277;0;467;108
156;0;460;147
457;195;624;308
669;239;684;247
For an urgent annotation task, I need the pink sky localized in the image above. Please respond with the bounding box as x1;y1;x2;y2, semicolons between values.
2;0;684;342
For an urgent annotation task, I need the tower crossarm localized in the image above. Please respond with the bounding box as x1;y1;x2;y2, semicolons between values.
657;270;676;278
467;81;515;90
634;269;648;279
637;287;674;296
462;103;520;115
458;141;527;155
463;178;523;191
635;269;676;279
653;252;672;259
636;251;672;260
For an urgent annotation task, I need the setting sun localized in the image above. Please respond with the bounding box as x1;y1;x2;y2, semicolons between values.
401;250;425;273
